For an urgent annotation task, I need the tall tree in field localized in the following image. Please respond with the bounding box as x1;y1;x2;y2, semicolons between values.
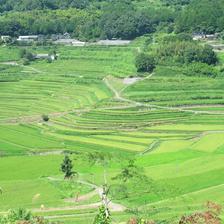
61;155;75;179
93;205;111;224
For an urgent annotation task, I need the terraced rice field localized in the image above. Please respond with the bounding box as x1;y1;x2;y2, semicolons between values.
0;44;224;223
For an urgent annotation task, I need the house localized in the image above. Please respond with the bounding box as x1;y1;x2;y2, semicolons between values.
205;34;217;40
192;33;205;41
1;35;11;42
17;35;38;42
63;32;71;39
193;33;219;41
95;40;131;46
35;54;57;60
54;39;85;46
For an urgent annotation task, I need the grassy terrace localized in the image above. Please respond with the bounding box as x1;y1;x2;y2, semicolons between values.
123;67;224;106
0;43;224;223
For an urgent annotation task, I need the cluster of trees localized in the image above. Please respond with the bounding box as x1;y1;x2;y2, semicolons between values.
156;39;218;65
0;208;49;224
127;201;222;224
20;49;35;64
0;9;98;38
176;0;224;34
19;49;57;65
0;0;91;12
1;154;222;224
0;0;175;40
161;0;191;7
135;34;218;77
135;53;156;73
1;0;224;40
179;201;222;224
98;2;174;40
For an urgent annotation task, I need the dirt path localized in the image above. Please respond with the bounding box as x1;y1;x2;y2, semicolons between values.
39;178;126;215
0;61;44;74
104;75;224;116
0;108;90;124
77;180;126;212
2;73;224;125
1;61;19;66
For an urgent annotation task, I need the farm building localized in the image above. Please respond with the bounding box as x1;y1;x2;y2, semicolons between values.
193;34;205;41
193;33;219;41
51;33;71;41
35;54;57;60
95;40;131;46
54;39;86;46
17;35;38;42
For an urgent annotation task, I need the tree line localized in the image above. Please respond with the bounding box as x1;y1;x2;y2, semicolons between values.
175;0;224;34
0;0;91;12
0;0;175;40
135;34;219;77
1;0;224;40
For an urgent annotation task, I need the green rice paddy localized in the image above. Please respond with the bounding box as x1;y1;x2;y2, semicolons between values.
0;43;224;223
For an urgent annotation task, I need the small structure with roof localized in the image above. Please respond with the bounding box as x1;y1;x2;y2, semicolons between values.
54;39;86;46
35;53;57;61
17;35;38;42
94;39;131;46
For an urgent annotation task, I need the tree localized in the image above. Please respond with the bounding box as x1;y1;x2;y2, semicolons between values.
179;201;222;224
93;205;111;224
199;45;218;65
87;152;111;184
113;159;145;183
183;62;218;77
19;49;27;58
61;155;75;179
135;53;156;73
175;0;224;34
0;208;49;224
42;114;49;122
25;51;35;61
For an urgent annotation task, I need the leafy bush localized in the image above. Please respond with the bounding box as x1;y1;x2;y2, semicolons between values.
127;218;155;224
0;209;49;224
23;58;30;65
183;62;218;77
135;53;156;73
42;114;49;122
0;209;39;224
93;206;111;224
156;39;218;65
176;0;224;34
179;201;222;224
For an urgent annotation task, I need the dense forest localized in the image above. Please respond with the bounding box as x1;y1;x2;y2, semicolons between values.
176;0;224;34
0;0;175;40
0;0;224;39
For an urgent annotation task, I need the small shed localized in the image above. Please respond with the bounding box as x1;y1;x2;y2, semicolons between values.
95;40;131;46
54;39;85;46
17;35;38;42
35;54;57;60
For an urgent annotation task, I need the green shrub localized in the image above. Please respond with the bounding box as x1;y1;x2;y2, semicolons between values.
183;62;218;77
23;59;30;65
93;206;111;224
135;53;156;73
42;114;49;122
